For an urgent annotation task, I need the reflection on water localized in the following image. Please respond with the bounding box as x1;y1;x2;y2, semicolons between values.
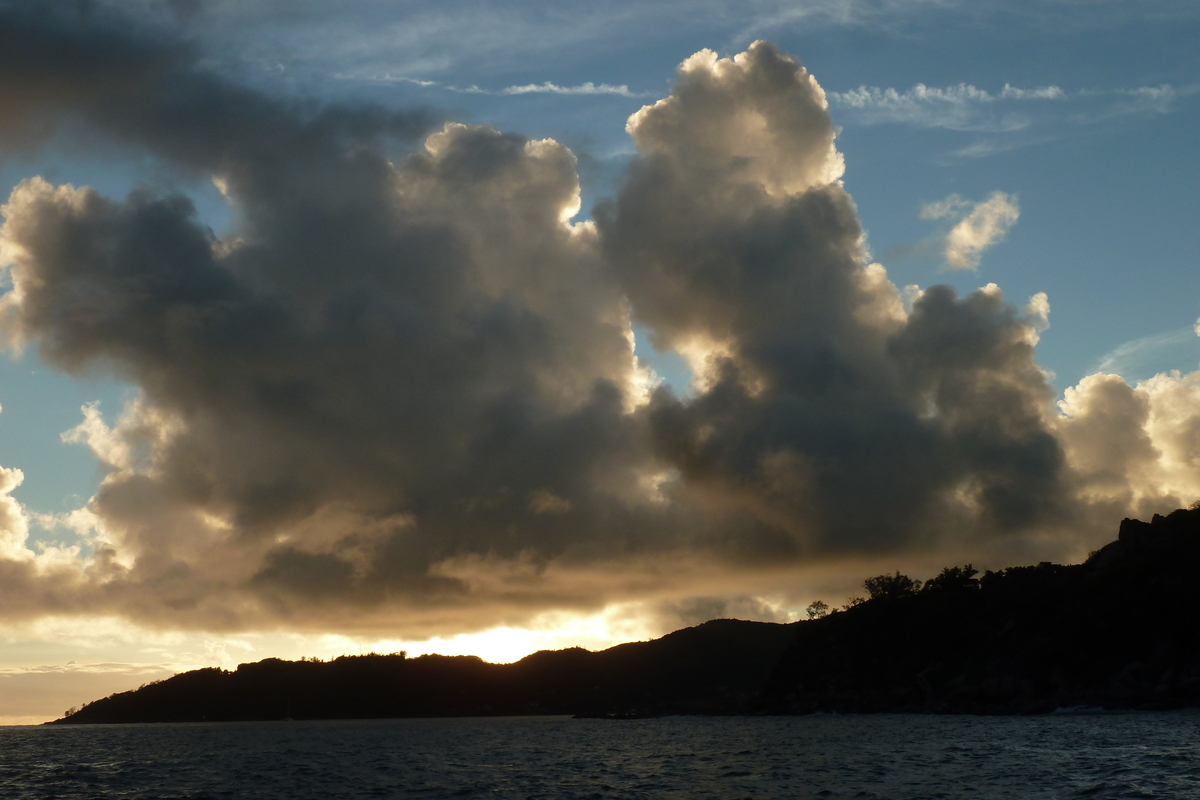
2;712;1199;799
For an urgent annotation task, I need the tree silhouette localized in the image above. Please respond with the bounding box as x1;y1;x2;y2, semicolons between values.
863;571;922;600
924;564;979;591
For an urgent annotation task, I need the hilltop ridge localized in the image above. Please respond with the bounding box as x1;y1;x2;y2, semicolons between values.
54;618;797;723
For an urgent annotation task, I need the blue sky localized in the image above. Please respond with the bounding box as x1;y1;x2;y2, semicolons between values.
0;0;1198;722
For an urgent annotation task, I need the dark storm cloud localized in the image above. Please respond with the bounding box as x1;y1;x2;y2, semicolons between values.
0;8;1188;635
0;1;434;183
0;1;662;633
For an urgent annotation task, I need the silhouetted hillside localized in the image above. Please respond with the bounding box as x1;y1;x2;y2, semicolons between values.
760;507;1200;714
54;618;797;723
53;509;1200;722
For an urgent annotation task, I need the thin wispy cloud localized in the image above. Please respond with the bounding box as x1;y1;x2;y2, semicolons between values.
332;72;441;88
1094;326;1200;383
502;81;644;97
334;72;643;97
1069;84;1197;122
0;661;174;676
831;82;1065;110
828;82;1182;132
997;85;1067;101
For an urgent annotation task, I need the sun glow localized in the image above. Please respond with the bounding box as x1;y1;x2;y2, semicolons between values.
364;605;663;664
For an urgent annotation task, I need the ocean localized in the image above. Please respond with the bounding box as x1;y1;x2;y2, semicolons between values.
2;712;1198;798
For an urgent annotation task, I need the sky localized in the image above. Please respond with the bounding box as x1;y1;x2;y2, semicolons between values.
0;0;1198;724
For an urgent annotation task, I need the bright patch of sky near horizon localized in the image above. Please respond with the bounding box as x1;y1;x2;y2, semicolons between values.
0;0;1198;719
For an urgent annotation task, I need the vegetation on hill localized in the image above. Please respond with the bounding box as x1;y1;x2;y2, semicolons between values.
761;507;1200;713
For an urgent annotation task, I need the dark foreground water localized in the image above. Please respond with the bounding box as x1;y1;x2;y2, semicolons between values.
2;712;1199;799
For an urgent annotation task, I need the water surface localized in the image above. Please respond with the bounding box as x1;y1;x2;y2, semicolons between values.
2;712;1198;798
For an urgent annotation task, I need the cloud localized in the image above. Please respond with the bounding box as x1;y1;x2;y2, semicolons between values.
0;466;32;561
120;1;971;87
1057;370;1200;515
828;82;1065;131
1112;84;1177;113
999;85;1067;101
599;42;1076;558
332;72;441;88
0;1;654;635
502;81;643;97
657;594;794;628
333;72;645;98
920;192;1019;269
1094;326;1200;383
0;9;1193;644
827;79;1191;158
0;661;177;724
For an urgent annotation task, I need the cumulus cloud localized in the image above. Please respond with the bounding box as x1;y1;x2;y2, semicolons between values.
0;5;1192;643
1057;370;1200;518
920;191;1020;269
0;466;31;561
599;42;1079;561
0;1;661;636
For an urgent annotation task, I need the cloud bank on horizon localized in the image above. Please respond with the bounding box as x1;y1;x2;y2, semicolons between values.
0;2;1198;640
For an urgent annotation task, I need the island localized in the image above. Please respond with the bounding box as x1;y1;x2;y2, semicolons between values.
52;507;1200;723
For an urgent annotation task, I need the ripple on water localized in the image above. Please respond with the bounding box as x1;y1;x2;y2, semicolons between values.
1;713;1199;799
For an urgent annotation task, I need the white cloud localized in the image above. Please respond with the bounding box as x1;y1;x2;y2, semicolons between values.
1094;326;1200;383
331;72;440;87
502;81;643;97
1058;369;1200;510
1115;84;1176;111
827;80;1187;154
0;465;31;561
827;82;1065;130
999;83;1066;100
919;193;972;221
920;191;1020;269
333;73;644;98
1024;292;1051;337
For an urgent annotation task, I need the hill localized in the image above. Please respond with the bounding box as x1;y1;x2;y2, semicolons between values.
760;507;1200;713
54;618;797;723
53;508;1200;722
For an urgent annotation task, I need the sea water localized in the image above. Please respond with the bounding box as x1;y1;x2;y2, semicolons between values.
2;712;1198;799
